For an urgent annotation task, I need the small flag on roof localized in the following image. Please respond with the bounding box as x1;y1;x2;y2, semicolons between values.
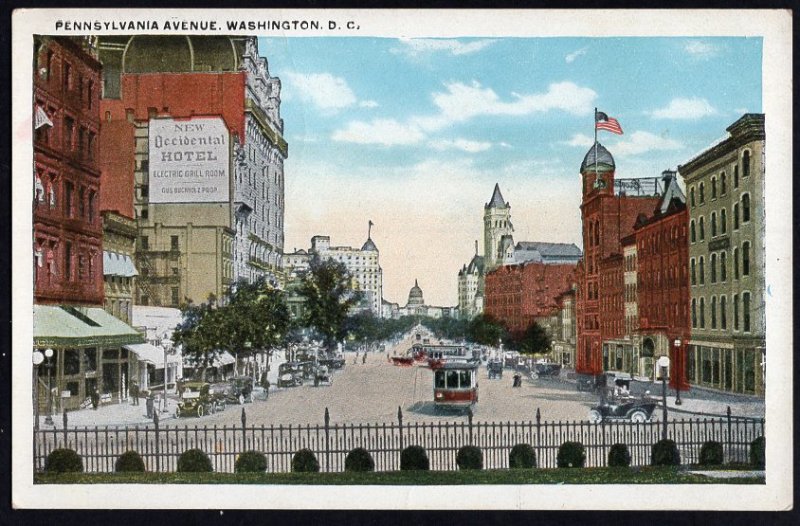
595;111;623;135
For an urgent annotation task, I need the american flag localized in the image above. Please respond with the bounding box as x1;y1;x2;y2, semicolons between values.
595;111;623;135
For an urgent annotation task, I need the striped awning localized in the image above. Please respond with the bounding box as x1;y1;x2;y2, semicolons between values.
33;305;144;348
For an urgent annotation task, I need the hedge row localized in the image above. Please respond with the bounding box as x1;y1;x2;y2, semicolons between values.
43;436;766;473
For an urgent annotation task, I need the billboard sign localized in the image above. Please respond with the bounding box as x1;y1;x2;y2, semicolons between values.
148;117;230;203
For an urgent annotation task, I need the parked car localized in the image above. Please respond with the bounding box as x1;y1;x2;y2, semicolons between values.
576;373;605;392
588;396;658;423
487;359;504;379
277;362;304;388
210;376;254;405
318;355;346;369
176;382;217;418
535;362;562;377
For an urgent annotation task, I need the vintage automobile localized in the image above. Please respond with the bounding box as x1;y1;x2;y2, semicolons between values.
318;355;346;370
314;364;333;386
210;376;254;405
534;361;562;377
176;382;217;418
277;362;305;388
588;396;658;423
487;359;504;379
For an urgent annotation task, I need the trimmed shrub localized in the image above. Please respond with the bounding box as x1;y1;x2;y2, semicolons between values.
344;447;375;472
400;445;430;471
45;448;83;473
699;441;724;466
115;450;145;473
177;448;213;473
508;444;537;469
292;449;320;473
607;443;631;467
556;441;585;468
651;439;681;466
456;445;483;470
750;436;765;469
235;450;267;473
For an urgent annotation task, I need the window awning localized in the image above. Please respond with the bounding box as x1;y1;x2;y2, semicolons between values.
124;342;181;369
33;305;145;348
103;251;138;277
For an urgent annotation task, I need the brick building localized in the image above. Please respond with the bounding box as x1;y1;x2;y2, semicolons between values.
484;261;577;338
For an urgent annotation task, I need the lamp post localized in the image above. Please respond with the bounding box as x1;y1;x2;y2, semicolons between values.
657;355;670;441
32;351;44;430
43;348;54;426
673;339;682;406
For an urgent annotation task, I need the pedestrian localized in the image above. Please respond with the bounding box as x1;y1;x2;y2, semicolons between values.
91;388;100;409
129;380;139;406
362;352;367;364
145;393;154;419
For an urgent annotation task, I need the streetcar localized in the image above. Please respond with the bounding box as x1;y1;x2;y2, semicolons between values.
432;361;479;409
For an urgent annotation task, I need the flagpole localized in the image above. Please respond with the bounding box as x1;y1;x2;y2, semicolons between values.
594;107;599;186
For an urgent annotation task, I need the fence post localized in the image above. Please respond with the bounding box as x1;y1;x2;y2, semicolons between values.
726;406;732;461
535;408;541;466
467;407;474;445
153;411;160;473
62;410;68;446
397;406;404;451
241;407;247;450
324;407;330;473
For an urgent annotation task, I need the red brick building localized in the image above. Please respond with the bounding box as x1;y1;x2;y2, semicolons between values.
633;171;690;389
576;143;662;375
484;261;577;338
34;36;104;305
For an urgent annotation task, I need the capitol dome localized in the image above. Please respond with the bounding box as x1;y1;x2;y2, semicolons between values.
580;142;615;173
407;279;425;307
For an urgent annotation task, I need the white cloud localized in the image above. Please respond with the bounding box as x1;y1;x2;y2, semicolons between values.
563;133;594;148
285;72;357;111
612;130;683;156
498;142;512;149
430;138;493;153
649;97;717;120
734;107;748;115
684;40;719;59
391;38;496;57
331;119;425;146
413;80;597;132
565;47;587;63
359;100;379;108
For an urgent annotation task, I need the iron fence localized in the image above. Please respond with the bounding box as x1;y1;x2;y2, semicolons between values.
33;408;764;473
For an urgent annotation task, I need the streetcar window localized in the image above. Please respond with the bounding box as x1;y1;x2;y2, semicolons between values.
446;371;459;388
434;371;445;388
459;370;471;388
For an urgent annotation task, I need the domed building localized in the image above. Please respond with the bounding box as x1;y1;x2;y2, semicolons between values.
397;279;455;319
407;279;425;309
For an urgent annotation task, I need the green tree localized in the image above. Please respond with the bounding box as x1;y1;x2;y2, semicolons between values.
467;314;509;346
172;301;229;378
299;257;363;348
516;321;551;356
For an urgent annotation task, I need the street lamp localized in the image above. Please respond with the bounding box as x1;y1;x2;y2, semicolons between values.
673;339;682;406
43;348;54;426
656;355;670;441
32;351;44;430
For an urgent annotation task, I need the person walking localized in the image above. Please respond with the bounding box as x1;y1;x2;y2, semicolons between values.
129;380;139;406
362;352;367;364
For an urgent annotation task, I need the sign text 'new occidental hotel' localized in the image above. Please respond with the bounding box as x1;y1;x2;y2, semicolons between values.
148;117;230;204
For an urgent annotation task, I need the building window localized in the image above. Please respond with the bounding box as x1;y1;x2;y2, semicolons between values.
711;296;717;329
171;287;179;306
141;185;149;198
699;256;705;285
699;217;705;240
742;242;750;276
720;251;727;281
742;193;751;223
64;116;75;151
720;208;727;234
734;164;739;188
733;294;739;330
733;203;740;230
140;236;149;250
65;242;72;280
78;187;85;218
140;207;148;219
711;212;717;237
720;172;727;195
711;177;717;199
710;253;717;283
690;187;695;207
720;296;727;330
742;150;751;178
690;220;696;243
63;62;72;91
64;181;74;217
699;183;705;204
691;298;697;328
171;235;179;251
743;292;751;332
699;297;705;328
88;191;95;223
733;247;739;279
691;258;696;285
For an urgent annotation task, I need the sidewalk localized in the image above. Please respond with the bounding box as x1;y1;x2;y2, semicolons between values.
661;386;765;419
36;396;178;429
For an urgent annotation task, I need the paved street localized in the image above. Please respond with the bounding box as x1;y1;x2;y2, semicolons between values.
38;331;764;430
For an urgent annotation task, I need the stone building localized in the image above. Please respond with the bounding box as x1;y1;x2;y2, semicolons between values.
457;241;485;320
679;114;765;396
32;36;143;413
101;210;137;324
96;35;287;306
551;287;577;368
484;184;513;271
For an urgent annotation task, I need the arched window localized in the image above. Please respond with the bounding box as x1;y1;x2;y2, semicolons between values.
742;193;751;222
690;220;696;242
710;253;717;283
699;217;705;240
720;296;727;330
743;292;751;332
699;182;705;204
734;164;739;188
711;296;717;329
691;298;697;328
711;177;717;199
742;241;750;276
720;251;727;282
699;297;705;328
711;212;717;237
720;172;726;195
720;208;727;234
690;187;696;207
733;203;740;230
742;150;751;178
699;256;705;284
733;294;740;330
691;258;696;285
733;247;739;279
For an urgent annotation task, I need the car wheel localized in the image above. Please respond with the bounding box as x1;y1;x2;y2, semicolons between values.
630;410;648;423
588;409;603;423
197;405;204;418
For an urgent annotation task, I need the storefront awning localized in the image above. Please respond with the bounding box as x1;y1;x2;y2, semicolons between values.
124;342;181;369
33;305;145;348
103;251;138;277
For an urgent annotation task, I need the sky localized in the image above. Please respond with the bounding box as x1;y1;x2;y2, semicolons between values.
258;36;762;307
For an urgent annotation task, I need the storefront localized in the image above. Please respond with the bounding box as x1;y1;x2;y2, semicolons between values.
123;342;182;393
686;340;764;395
33;305;144;411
